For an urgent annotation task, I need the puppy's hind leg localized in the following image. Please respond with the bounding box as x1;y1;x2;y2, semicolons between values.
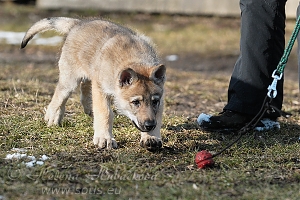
80;79;93;116
45;74;79;126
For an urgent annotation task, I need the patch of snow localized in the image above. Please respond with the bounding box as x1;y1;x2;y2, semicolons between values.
25;160;36;168
5;153;27;160
36;161;44;165
34;36;63;46
192;183;199;190
41;155;49;161
27;155;36;161
197;113;211;125
254;118;280;131
0;31;24;45
5;149;49;168
0;31;63;46
165;54;178;62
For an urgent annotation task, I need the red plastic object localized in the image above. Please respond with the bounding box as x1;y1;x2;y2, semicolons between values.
195;150;214;169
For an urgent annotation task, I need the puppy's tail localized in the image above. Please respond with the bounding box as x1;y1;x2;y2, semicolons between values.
21;17;80;49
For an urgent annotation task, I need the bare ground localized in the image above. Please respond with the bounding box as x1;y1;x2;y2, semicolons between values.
1;6;300;199
1;43;298;118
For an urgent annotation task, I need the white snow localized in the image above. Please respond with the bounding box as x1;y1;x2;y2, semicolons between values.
197;113;211;125
27;155;36;161
5;153;27;160
0;31;24;45
165;54;178;62
5;149;49;168
36;161;44;165
254;118;280;131
192;183;199;190
0;31;63;46
33;36;63;46
41;155;49;161
25;160;36;168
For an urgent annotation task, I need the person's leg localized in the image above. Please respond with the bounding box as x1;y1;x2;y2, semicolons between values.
199;0;286;130
297;2;300;90
225;0;286;117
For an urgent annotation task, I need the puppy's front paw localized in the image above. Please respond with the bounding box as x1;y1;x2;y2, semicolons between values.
140;135;162;151
93;136;118;149
44;107;63;126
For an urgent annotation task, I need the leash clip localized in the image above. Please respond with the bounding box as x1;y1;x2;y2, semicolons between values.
267;70;283;99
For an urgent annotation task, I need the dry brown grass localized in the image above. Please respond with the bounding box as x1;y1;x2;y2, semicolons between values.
1;3;300;200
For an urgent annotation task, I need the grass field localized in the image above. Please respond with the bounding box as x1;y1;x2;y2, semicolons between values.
1;3;300;200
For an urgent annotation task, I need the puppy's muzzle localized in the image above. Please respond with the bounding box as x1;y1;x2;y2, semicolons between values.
132;120;156;132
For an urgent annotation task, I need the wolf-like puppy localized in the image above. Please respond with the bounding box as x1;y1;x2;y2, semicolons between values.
21;17;166;150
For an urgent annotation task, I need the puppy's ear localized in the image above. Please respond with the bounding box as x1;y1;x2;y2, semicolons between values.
151;64;166;84
119;68;137;87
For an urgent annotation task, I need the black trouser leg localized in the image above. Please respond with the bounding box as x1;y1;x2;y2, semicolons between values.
224;0;286;118
297;2;300;90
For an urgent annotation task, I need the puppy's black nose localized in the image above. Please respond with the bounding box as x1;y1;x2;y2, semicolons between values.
144;120;156;131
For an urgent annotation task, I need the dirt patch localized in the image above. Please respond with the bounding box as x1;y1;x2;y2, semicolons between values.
1;44;298;119
1;9;298;119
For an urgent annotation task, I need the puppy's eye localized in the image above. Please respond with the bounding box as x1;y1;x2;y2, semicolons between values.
131;100;141;107
152;99;160;107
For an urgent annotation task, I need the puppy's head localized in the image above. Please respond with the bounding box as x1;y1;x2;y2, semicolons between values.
116;64;166;132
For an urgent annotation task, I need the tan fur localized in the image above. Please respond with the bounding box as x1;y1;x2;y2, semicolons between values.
21;17;166;150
